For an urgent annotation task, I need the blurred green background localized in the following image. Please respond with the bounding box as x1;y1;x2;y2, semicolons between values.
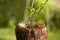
0;0;60;40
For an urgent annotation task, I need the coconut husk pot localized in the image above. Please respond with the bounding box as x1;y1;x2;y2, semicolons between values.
15;22;48;40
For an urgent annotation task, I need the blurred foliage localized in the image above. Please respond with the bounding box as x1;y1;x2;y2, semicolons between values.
0;0;26;27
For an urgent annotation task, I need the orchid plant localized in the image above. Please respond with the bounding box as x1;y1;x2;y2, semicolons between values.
25;0;48;27
20;0;48;28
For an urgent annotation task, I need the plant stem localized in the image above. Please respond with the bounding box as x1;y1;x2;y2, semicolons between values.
29;0;34;28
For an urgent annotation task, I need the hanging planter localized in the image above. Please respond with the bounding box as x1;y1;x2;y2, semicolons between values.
15;0;48;40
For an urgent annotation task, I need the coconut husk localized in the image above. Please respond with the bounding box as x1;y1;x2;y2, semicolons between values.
15;22;48;40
